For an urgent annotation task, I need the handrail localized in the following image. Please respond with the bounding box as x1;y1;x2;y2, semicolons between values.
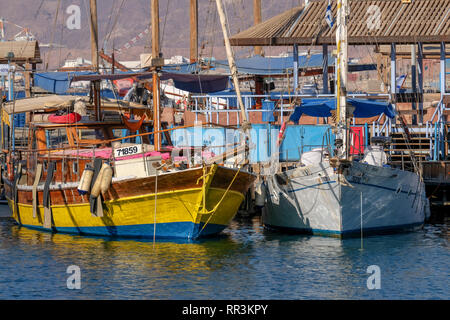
6;122;238;155
429;98;444;124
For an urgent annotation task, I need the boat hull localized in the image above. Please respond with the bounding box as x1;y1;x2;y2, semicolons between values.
264;161;430;238
5;166;255;239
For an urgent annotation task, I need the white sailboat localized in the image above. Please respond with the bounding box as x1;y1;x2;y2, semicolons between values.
263;0;430;238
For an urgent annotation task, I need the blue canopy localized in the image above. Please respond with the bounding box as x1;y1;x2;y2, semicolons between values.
289;98;396;122
215;54;376;75
215;54;333;75
34;72;96;94
36;70;229;94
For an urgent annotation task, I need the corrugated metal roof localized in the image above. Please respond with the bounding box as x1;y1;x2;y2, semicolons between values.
230;0;450;46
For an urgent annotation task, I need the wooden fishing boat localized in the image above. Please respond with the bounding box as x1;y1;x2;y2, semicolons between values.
3;118;255;239
0;0;257;241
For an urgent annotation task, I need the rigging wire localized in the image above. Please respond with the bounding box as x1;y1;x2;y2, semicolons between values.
102;0;118;50
45;0;61;71
34;0;46;19
103;0;126;54
160;0;171;51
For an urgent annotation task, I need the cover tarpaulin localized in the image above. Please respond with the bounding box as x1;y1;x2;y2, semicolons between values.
214;54;375;75
159;72;229;93
35;72;96;94
215;54;333;75
71;71;229;93
289;98;396;121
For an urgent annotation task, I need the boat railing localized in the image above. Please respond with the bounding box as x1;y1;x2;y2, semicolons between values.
190;93;391;126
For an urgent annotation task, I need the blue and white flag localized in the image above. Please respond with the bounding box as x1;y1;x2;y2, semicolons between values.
325;0;334;28
396;74;407;90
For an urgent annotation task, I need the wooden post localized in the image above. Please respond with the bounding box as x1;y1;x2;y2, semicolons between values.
190;0;198;64
89;0;99;72
24;61;32;124
152;0;161;150
253;0;262;56
89;0;101;121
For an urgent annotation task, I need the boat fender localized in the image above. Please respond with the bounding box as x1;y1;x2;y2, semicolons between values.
77;164;94;195
6;154;13;181
277;121;287;146
91;163;109;198
255;181;266;207
43;162;56;229
100;162;113;194
89;158;103;215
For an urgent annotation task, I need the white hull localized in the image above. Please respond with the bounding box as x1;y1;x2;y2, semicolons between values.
264;161;430;237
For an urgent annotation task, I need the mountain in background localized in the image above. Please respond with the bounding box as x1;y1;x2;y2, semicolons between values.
0;0;308;69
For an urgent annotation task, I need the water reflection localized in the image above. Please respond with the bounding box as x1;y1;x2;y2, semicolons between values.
0;211;448;299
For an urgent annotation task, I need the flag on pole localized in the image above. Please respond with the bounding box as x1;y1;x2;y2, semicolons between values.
325;0;334;28
396;74;407;90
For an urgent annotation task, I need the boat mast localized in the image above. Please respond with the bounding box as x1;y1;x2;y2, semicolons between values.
190;0;198;64
253;0;262;56
151;0;161;151
336;0;349;159
215;0;249;128
89;0;101;121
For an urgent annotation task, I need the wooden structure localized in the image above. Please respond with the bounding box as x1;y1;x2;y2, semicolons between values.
227;0;450;207
0;40;42;98
229;0;450;46
0;40;41;65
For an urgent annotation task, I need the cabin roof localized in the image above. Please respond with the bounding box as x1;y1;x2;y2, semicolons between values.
229;0;450;46
0;40;42;64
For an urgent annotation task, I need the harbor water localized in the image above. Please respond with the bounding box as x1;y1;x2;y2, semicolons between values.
0;205;448;300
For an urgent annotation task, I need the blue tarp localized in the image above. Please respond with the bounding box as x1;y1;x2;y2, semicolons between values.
215;54;332;75
215;54;376;75
34;72;96;94
289;98;396;122
160;72;229;93
36;70;229;94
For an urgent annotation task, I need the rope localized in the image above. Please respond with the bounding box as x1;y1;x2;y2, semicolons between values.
46;0;61;71
160;0;171;50
197;162;244;236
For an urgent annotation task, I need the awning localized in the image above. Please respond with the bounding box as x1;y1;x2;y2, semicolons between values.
40;70;231;94
141;72;229;93
289;98;396;122
35;72;96;94
215;54;376;75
